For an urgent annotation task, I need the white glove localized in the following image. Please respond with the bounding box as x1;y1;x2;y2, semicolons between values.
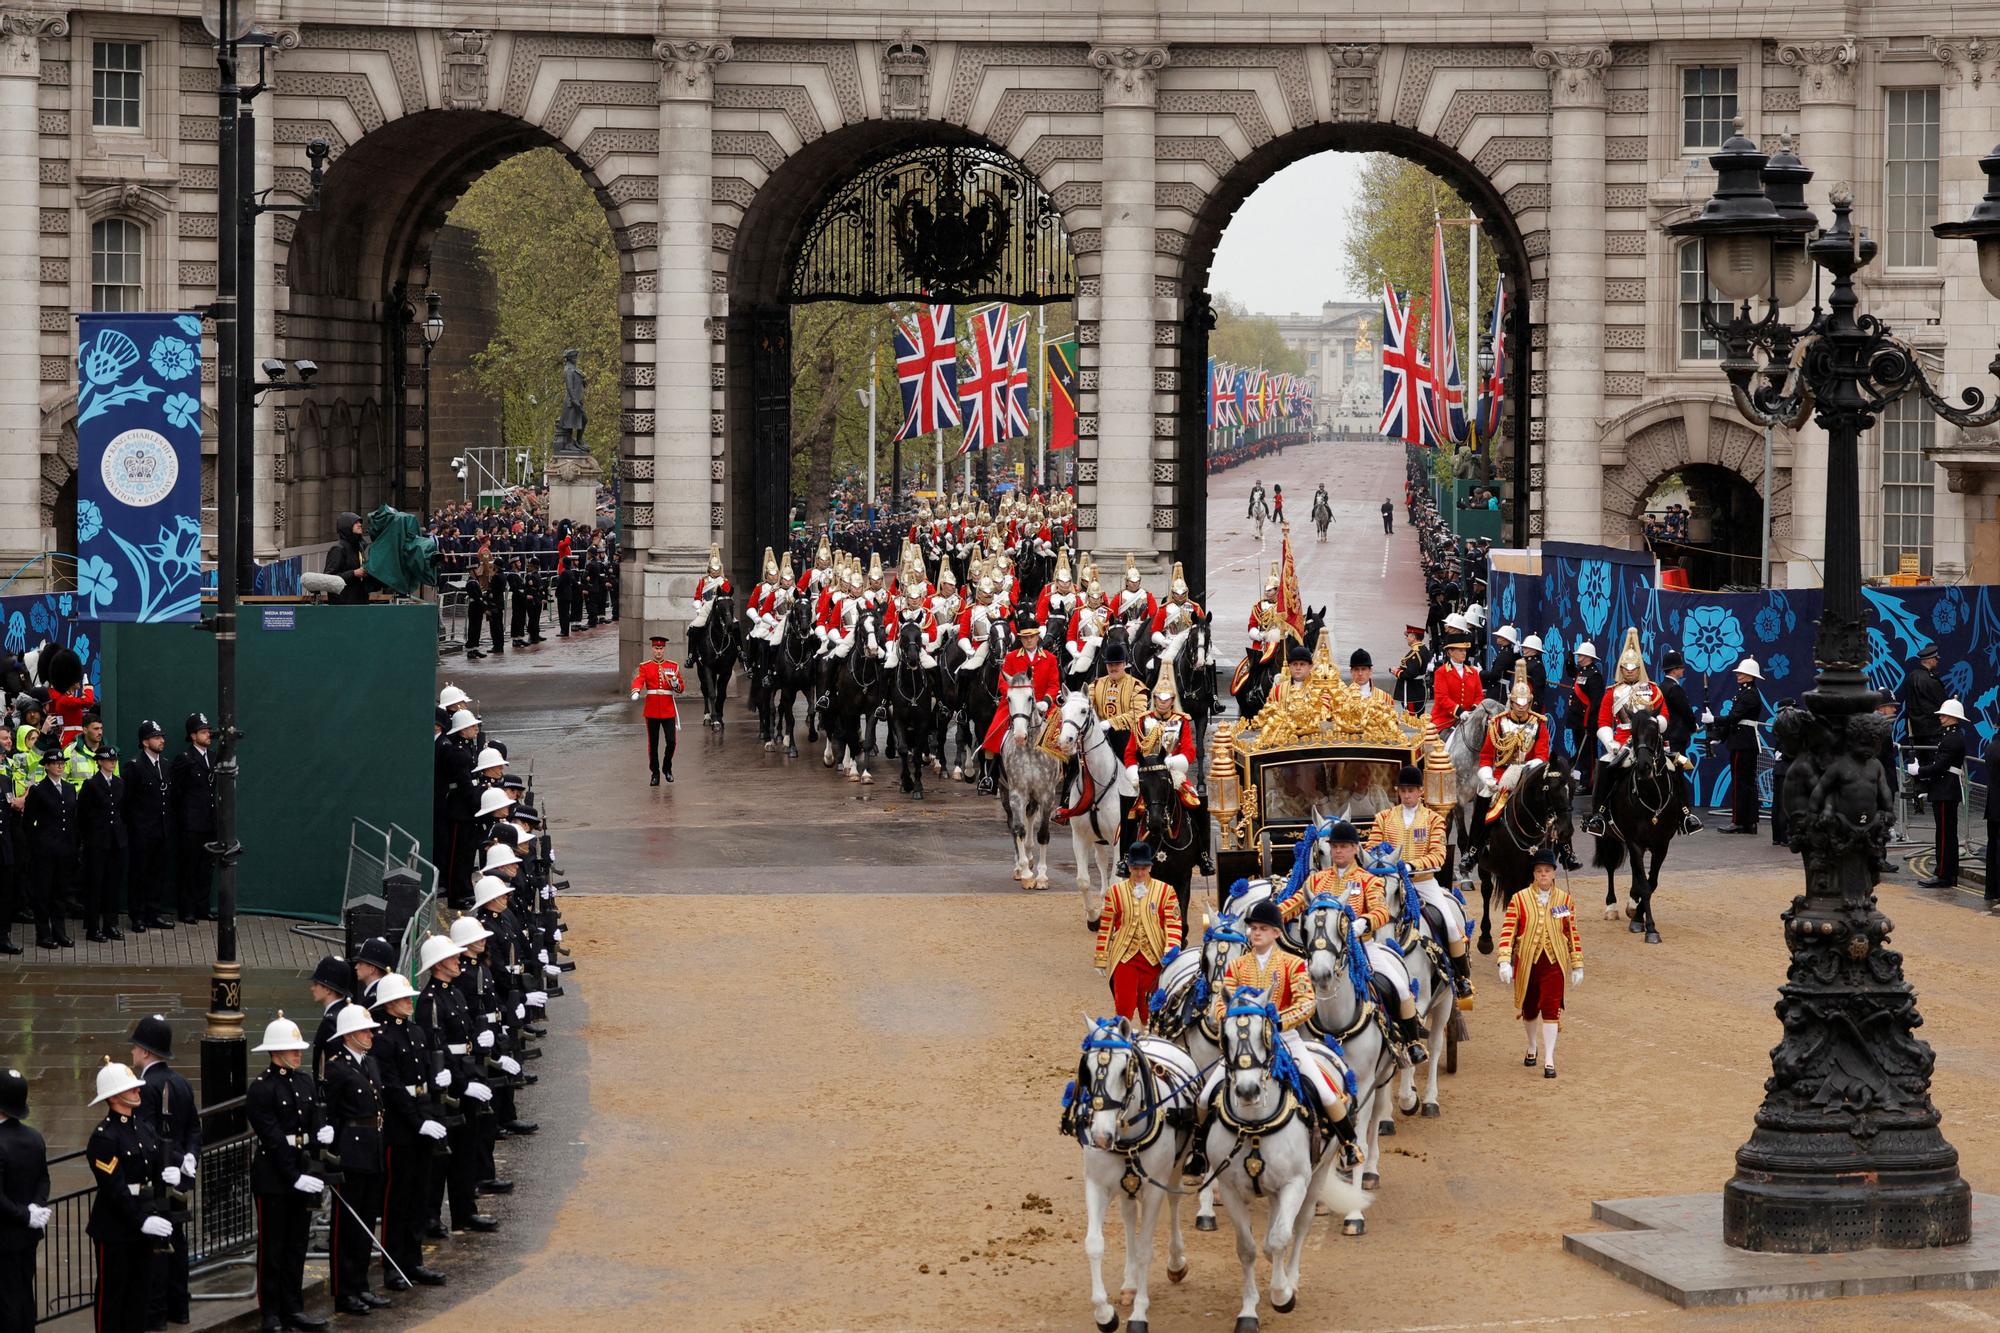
1350;917;1368;938
630;690;640;701
292;1174;325;1195
181;1154;196;1178
543;964;561;978
537;950;549;964
1596;724;1617;754
435;1067;453;1088
527;991;548;1007
1096;718;1114;735
26;1203;49;1230
161;1166;182;1187
1498;963;1514;984
1477;765;1496;797
465;1082;493;1103
141;1215;174;1239
515;1003;527;1020
1122;764;1138;789
1907;761;1920;776
1500;764;1525;793
418;1120;448;1141
553;929;563;943
476;1029;495;1050
1700;708;1714;724
1570;967;1583;986
316;1125;335;1146
499;1056;521;1075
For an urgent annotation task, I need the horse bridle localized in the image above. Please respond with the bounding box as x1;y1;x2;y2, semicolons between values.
1060;707;1119;845
1136;757;1193;850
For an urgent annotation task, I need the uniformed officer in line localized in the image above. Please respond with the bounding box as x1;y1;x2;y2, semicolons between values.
23;741;75;949
123;719;174;933
307;956;355;1083
84;1058;173;1333
412;934;499;1235
0;734;24;956
368;972;449;1291
0;1068;52;1331
246;1014;330;1333
321;1005;390;1316
168;713;218;924
130;1014;199;1327
79;744;128;943
350;936;398;1010
468;876;538;1141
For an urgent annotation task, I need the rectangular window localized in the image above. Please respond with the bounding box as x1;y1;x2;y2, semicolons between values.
1681;66;1738;150
1678;243;1729;361
1880;395;1935;576
1885;88;1941;268
91;218;144;312
91;41;143;130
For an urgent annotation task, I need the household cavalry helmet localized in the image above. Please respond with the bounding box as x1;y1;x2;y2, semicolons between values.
1615;627;1649;686
778;551;795;585
1170;561;1189;598
1054;550;1073;587
761;547;779;582
1509;659;1535;713
707;543;723;575
815;537;832;569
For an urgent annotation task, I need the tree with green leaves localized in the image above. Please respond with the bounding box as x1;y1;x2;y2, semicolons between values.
1341;154;1501;358
448;149;622;473
1209;293;1306;373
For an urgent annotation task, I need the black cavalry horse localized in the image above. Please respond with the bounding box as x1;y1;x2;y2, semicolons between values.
1229;605;1327;722
1593;704;1683;944
759;594;817;758
1471;762;1576;954
824;609;886;783
689;590;740;729
887;618;936;799
1123;750;1205;925
1161;609;1216;756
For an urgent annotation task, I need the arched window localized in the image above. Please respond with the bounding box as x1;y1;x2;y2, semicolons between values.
1677;241;1728;362
90;218;145;311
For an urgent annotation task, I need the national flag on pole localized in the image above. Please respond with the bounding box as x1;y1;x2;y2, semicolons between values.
1378;283;1428;445
1046;333;1078;449
957;303;1014;454
1275;528;1305;642
1426;221;1467;445
893;304;960;441
1001;314;1033;440
1477;288;1507;440
1208;359;1236;429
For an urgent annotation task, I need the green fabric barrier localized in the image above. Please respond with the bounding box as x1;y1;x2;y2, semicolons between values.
98;603;437;922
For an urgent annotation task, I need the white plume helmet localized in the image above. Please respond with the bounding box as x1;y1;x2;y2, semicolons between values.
253;1013;310;1052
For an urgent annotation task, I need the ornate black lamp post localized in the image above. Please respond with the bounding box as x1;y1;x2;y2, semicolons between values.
418;291;444;519
1666;122;2000;1253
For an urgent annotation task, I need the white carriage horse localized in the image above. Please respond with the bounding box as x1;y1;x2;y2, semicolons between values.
998;674;1062;890
1056;690;1128;931
1297;891;1398;1236
1363;844;1462;1124
1064;1017;1199;1333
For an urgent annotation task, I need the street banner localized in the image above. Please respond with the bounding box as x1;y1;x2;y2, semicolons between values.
74;312;205;622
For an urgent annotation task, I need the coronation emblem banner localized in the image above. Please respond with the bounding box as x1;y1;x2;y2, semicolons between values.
74;312;205;623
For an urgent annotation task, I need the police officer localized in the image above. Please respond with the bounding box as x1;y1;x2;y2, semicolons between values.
246;1014;328;1332
79;744;128;943
123;720;173;933
412;934;499;1234
1900;640;1948;781
1717;657;1766;835
1914;698;1969;889
321;1005;390;1316
368;973;449;1291
350;936;398;1009
0;1068;51;1332
307;956;355;1083
167;713;217;923
85;1058;173;1333
129;1014;199;1327
23;741;75;949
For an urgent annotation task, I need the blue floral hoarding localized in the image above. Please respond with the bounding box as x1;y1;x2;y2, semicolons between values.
75;312;204;623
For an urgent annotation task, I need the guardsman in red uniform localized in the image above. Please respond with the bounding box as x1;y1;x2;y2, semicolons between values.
1033;550;1079;625
1584;628;1663;834
1119;665;1212;884
628;634;684;786
1113;554;1156;632
1477;662;1553;818
688;544;731;632
1429;626;1482;734
1092;842;1182;1023
1149;561;1206;674
1245;565;1283;665
798;537;833;597
981;616;1061;765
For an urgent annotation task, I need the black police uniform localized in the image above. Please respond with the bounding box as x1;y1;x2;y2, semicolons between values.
78;762;128;942
166;730;217;922
0;1079;50;1333
22;768;76;949
85;1105;169;1333
135;1040;199;1327
1719;678;1765;832
372;1011;446;1288
1916;724;1968;886
247;1057;322;1331
122;735;172;930
321;1046;386;1312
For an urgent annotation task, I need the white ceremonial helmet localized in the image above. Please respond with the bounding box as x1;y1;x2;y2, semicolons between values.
450;912;496;945
1522;634;1544;653
89;1059;146;1106
481;843;520;872
438;685;470;710
333;1005;379;1039
417;934;465;975
473;746;505;772
475;788;514;819
253;1013;311;1052
1574;641;1598;661
1494;624;1520;645
1938;697;1968;721
370;973;418;1008
1734;657;1765;681
470;873;512;908
448;708;480;735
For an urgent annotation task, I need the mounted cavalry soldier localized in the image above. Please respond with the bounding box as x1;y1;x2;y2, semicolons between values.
1121;665;1213;876
1476;661;1551;834
883;548;942;668
1428;624;1482;733
1113;555;1156;635
928;562;960;626
1392;624;1429;715
979;614;1061;766
1299;820;1432;1064
1150;561;1206;675
1088;643;1147;771
1584;629;1702;836
687;544;730;632
745;548;785;649
1067;580;1112;677
1370;764;1472;1001
1092;842;1182;1023
798;536;834;598
1033;550;1079;625
1244;565;1284;667
954;574;1006;673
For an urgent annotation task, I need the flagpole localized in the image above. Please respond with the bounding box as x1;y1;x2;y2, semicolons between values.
935;428;943;495
1036;305;1047;491
866;344;878;516
1467;212;1480;456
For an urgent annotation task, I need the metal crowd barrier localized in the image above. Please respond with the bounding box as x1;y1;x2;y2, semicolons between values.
35;1096;260;1324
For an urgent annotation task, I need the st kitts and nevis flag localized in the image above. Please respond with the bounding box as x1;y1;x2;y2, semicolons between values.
1424;219;1468;447
957;303;1022;455
893;304;960;440
1378;282;1432;445
1476;287;1507;440
1046;333;1078;449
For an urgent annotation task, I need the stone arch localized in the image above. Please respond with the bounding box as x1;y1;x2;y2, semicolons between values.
1598;395;1794;583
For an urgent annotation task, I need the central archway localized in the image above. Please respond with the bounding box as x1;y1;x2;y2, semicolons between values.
725;120;1076;575
1175;122;1537;599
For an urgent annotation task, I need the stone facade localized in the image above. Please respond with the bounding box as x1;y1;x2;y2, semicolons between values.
1269;301;1378;431
13;6;2000;668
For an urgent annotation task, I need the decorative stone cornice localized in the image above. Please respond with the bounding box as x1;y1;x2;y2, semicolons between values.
656;37;733;101
1327;43;1381;123
1777;37;1857;103
1089;44;1169;109
0;8;65;76
1929;35;1992;89
1531;44;1611;110
261;24;302;53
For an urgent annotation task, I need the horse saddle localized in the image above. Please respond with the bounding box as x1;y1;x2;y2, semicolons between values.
1367;970;1403;1018
1419;901;1449;947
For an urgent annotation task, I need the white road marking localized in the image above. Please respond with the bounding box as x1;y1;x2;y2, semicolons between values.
1930;1300;2000;1326
1327;1311;1658;1333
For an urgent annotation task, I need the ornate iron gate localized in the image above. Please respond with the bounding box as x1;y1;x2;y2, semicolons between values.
749;306;793;559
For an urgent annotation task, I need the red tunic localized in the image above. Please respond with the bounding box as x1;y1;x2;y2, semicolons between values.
1150;598;1205;634
1596;681;1664;746
1429;660;1482;732
980;647;1061;754
1123;711;1197;768
1477;713;1551;773
630;660;683;719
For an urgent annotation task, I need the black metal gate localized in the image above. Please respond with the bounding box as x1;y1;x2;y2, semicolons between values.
1176;291;1215;601
748;306;792;561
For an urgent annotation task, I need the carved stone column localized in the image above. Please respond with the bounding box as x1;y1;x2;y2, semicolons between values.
1532;44;1610;544
643;37;730;672
0;11;63;573
1089;43;1167;568
1777;37;1856;590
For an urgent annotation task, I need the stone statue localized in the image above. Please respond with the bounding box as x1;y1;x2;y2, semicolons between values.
553;347;588;455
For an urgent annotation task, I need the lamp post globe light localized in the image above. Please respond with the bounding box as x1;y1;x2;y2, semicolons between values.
1663;120;2000;1256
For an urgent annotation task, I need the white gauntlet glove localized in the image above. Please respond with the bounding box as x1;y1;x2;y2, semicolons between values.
526;991;548;1008
181;1154;196;1178
499;1056;521;1076
435;1067;452;1088
465;1082;493;1103
1477;765;1496;797
543;964;561;978
316;1125;335;1146
1498;962;1514;984
476;1030;495;1050
293;1174;325;1195
418;1120;448;1141
161;1167;181;1188
141;1215;174;1239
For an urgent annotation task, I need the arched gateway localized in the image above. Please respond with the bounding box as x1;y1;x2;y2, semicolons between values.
14;18;1967;666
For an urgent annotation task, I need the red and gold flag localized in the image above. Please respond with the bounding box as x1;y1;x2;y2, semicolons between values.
1275;526;1305;642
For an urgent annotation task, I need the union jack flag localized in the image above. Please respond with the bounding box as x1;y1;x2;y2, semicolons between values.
1378;282;1430;445
893;304;960;441
1477;287;1507;440
956;304;1014;455
1209;359;1237;429
1233;366;1252;426
1425;221;1467;446
1001;314;1032;440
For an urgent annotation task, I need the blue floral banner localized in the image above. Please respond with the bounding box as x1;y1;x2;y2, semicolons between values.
75;312;205;623
1489;545;2000;810
0;591;99;688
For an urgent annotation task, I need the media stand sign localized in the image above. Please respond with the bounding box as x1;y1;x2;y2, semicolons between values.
261;607;296;632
